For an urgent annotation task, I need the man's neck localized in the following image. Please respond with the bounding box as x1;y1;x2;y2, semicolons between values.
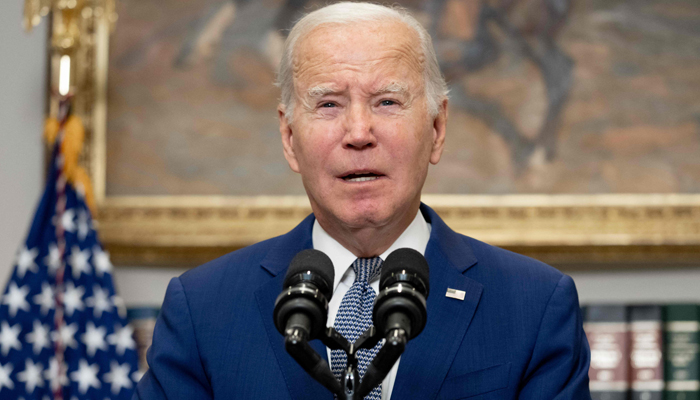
315;204;421;258
313;207;431;291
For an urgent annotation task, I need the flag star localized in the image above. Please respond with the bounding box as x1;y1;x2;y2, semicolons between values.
85;286;112;319
0;322;22;356
111;295;127;319
62;281;85;317
44;244;62;275
92;247;113;277
2;282;31;318
132;369;145;384
44;357;68;392
0;362;14;391
69;359;101;394
52;322;79;349
81;322;107;357
61;209;76;232
107;325;136;356
68;246;91;279
17;359;44;393
103;361;133;394
15;246;39;279
25;320;51;355
77;209;90;241
33;282;55;316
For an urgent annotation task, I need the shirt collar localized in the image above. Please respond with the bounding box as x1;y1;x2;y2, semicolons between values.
312;209;432;290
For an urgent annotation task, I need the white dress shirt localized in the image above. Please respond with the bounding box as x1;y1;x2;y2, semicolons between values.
312;210;432;400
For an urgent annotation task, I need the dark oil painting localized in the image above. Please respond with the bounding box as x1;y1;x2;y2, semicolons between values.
106;0;700;196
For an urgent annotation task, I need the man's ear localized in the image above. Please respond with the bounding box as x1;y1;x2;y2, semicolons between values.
429;98;448;165
279;105;300;173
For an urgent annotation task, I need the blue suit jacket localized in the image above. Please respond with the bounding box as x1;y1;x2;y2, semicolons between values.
134;204;591;399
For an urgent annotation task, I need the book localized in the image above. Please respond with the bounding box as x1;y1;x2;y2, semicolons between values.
585;304;631;400
630;305;664;400
664;304;700;400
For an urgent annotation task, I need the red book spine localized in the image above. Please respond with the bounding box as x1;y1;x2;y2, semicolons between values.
584;305;630;400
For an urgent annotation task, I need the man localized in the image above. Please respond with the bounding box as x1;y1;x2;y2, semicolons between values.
134;3;591;399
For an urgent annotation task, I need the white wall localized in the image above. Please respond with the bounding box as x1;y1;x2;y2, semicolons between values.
571;268;700;305
0;1;46;284
1;0;699;309
112;266;188;307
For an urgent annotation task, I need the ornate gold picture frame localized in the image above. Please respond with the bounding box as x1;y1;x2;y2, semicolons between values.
81;0;700;267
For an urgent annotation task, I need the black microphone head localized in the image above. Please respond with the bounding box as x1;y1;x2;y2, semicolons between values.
284;249;335;301
374;248;430;339
380;248;430;296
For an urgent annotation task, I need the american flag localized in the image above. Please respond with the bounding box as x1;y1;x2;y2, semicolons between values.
0;120;139;398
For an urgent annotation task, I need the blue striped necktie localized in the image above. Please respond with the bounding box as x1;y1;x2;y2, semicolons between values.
331;257;383;400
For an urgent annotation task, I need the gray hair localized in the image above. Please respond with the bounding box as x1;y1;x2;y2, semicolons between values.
276;2;449;122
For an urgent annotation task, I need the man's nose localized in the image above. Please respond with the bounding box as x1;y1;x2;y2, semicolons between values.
342;104;377;150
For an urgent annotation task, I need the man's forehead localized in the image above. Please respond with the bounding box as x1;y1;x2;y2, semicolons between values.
292;19;424;75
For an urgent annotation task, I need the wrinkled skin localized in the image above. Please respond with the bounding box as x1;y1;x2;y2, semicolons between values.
279;20;448;257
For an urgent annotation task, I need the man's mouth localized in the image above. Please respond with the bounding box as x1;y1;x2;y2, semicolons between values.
341;172;383;182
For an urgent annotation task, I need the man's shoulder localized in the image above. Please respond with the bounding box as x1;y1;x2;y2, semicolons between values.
458;234;567;292
453;234;580;341
176;213;314;291
469;236;561;275
424;202;566;292
177;234;284;291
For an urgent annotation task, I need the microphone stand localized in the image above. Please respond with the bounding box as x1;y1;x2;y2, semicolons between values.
284;325;407;400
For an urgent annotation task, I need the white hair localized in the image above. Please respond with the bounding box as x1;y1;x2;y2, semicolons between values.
276;2;449;122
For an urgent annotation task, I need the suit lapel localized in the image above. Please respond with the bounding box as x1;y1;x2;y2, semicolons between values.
390;205;484;400
254;215;334;400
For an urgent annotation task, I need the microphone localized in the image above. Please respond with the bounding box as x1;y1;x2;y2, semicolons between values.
355;248;430;398
274;247;430;400
273;249;335;340
373;248;429;339
273;249;343;396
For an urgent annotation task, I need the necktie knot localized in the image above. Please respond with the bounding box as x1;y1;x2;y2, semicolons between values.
352;257;382;284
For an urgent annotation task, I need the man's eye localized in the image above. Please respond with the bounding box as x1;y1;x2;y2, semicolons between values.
380;100;396;106
321;102;336;108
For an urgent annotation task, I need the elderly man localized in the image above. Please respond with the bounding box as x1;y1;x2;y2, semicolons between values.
135;2;591;399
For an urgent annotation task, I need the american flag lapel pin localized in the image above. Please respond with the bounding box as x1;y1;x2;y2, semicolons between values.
446;288;466;300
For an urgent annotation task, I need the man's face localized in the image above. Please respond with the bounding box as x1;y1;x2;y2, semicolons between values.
279;20;447;233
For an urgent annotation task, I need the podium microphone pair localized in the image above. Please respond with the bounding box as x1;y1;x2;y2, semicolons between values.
273;248;430;400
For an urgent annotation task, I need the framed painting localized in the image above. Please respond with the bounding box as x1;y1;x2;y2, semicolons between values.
87;0;700;266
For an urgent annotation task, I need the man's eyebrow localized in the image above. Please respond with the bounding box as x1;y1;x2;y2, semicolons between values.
305;82;409;98
374;82;409;95
306;86;339;98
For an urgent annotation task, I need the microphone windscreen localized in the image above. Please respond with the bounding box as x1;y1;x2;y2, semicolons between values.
284;249;335;298
380;248;430;295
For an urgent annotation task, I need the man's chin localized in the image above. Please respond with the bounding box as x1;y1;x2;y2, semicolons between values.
329;202;404;231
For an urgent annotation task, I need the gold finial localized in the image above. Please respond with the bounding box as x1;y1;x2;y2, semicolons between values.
23;0;40;32
23;0;51;32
